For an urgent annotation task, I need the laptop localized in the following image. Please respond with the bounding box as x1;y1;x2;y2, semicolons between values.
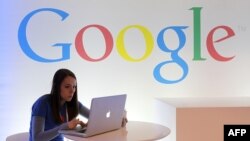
59;94;127;137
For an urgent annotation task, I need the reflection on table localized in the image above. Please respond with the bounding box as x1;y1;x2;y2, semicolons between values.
63;121;171;141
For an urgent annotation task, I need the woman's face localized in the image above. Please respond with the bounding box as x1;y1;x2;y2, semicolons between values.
60;76;77;103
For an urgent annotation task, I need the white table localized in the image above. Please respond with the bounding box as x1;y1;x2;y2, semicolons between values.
6;132;29;141
63;121;171;141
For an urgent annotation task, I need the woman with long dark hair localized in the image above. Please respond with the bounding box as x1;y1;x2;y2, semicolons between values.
29;68;89;141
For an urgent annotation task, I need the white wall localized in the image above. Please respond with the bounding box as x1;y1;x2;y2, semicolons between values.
1;0;250;140
153;99;176;141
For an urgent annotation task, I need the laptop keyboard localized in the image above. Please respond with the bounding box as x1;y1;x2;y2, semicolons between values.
77;127;87;133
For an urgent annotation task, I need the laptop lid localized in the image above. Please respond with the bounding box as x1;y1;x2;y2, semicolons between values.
59;94;127;137
85;94;127;137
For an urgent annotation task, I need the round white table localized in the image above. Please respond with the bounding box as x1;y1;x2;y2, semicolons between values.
63;121;171;141
6;132;29;141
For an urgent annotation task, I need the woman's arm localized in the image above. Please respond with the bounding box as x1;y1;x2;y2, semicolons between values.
31;116;68;141
78;102;90;118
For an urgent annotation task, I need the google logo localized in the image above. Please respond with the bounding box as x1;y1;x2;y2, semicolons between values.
18;7;235;84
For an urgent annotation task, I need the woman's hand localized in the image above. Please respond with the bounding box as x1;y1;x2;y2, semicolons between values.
121;110;128;127
67;118;86;129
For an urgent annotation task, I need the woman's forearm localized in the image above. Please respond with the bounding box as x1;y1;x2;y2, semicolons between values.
31;116;68;141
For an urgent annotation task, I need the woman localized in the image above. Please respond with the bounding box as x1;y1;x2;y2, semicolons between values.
29;68;90;141
30;68;128;141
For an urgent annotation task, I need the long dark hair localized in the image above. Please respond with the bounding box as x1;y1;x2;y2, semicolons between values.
50;68;79;123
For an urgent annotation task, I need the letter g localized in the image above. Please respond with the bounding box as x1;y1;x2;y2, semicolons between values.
18;8;70;62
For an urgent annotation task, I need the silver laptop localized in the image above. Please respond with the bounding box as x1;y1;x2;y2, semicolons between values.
59;94;127;137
